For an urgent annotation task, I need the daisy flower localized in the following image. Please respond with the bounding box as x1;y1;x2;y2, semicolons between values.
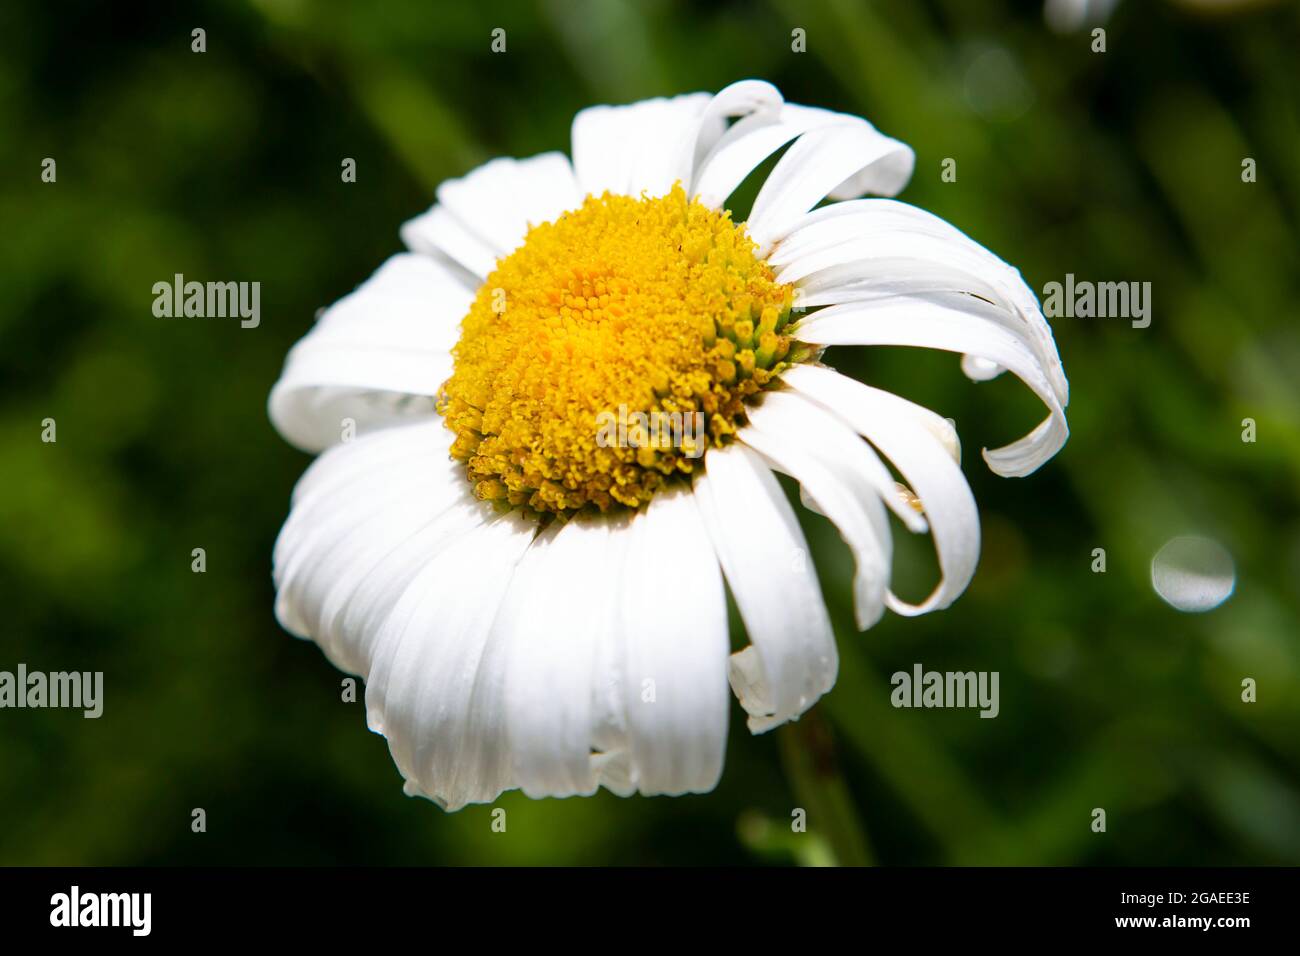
1045;0;1259;33
269;80;1069;810
1044;0;1120;32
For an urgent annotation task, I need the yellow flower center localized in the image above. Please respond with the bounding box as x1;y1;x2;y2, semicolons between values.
438;184;800;515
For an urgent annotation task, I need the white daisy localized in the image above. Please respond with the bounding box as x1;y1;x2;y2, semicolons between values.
269;80;1069;810
1044;0;1121;32
1045;0;1256;33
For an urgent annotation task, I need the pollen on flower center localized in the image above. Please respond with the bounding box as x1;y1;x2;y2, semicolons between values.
438;184;801;515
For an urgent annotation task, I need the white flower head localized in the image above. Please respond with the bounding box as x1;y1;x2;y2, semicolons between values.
1045;0;1121;32
268;80;1069;810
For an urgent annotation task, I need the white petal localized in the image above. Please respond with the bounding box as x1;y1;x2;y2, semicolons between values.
400;205;501;281
686;79;783;178
493;516;630;798
1045;0;1120;33
268;254;470;453
962;353;1004;381
621;95;716;199
271;420;488;675
364;510;537;810
767;388;929;532
792;296;1069;476
415;152;582;264
273;421;452;610
781;365;980;616
316;493;489;676
569;82;800;203
620;486;729;795
284;417;447;508
572;93;713;198
588;517;635;798
692;103;847;210
274;463;456;647
745;115;914;252
740;393;892;631
770;198;1068;404
694;443;837;733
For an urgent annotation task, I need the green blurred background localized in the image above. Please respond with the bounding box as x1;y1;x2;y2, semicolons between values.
1;0;1298;865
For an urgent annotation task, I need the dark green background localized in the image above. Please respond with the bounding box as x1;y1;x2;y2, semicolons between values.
2;0;1297;865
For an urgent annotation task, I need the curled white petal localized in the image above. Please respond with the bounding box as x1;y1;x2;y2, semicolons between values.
745;115;914;252
741;392;893;631
686;79;783;176
772;199;1067;405
793;296;1069;477
693;103;912;227
782;365;980;616
694;443;837;733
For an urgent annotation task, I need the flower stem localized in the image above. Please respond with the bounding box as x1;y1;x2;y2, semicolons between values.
778;710;874;867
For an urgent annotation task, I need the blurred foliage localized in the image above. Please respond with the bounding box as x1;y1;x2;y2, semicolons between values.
0;0;1297;865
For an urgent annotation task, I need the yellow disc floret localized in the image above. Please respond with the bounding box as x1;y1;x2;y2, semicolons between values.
438;184;800;515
